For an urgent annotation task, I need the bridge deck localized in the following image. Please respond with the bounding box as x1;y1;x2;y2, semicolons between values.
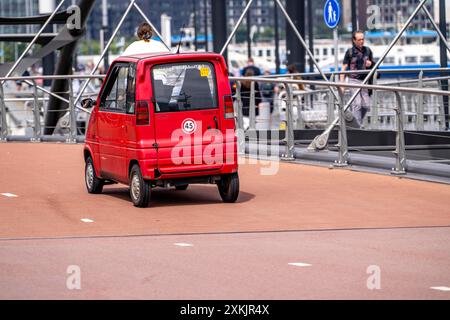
1;143;449;239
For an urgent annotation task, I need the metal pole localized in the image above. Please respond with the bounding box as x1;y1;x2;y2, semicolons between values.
31;79;41;142
4;0;66;80
351;0;357;32
392;92;406;175
247;0;252;59
0;82;7;141
333;27;339;73
193;0;198;51
204;0;209;51
101;0;109;72
438;0;449;129
416;70;424;131
220;0;255;56
133;3;171;51
309;0;429;150
74;0;137;107
307;0;314;74
274;0;280;74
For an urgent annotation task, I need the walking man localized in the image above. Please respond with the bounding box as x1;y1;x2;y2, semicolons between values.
340;30;374;128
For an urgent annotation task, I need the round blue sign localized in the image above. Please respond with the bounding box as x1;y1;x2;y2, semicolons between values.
324;0;341;29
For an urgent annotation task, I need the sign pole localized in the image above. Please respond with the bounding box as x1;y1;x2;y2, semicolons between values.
334;26;339;74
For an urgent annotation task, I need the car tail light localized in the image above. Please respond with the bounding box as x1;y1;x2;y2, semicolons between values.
223;95;234;119
136;100;149;126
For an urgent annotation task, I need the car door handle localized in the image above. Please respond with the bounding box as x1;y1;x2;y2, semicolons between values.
213;116;218;129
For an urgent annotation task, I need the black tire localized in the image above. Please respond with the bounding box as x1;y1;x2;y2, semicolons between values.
129;164;151;208
175;184;189;191
217;173;239;203
85;156;104;194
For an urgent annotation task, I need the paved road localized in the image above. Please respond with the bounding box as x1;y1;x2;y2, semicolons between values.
0;143;449;299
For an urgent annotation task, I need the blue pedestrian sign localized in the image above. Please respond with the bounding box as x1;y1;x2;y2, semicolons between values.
324;0;341;29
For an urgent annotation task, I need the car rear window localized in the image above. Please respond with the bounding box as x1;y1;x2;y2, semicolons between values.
151;62;217;112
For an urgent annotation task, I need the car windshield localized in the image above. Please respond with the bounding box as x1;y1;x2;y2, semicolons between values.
152;62;218;112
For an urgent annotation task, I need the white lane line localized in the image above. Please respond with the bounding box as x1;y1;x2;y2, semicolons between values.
431;286;450;292
1;193;18;197
80;218;94;223
288;262;312;267
174;243;193;247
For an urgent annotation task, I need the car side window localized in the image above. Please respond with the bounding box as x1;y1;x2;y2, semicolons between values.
100;64;128;113
126;64;136;114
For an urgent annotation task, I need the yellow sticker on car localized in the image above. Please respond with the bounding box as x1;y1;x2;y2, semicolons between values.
200;67;210;77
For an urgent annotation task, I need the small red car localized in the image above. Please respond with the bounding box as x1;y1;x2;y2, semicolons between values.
83;52;239;207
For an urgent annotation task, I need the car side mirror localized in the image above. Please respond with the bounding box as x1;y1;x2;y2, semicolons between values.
81;98;96;108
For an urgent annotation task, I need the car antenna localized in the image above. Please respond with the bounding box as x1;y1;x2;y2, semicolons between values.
176;24;186;54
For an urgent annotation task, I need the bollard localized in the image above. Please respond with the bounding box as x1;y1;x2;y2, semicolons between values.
67;80;77;144
31;80;41;142
334;92;349;167
281;84;295;160
392;92;407;175
0;82;7;141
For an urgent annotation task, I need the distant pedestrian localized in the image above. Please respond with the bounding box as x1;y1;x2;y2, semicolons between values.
340;30;374;128
241;57;261;77
240;68;262;118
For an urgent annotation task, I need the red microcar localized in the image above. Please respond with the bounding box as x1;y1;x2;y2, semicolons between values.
83;52;239;207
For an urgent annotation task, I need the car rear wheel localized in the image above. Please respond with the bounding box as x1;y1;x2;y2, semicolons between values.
217;173;239;203
130;164;151;208
85;156;104;194
175;184;189;191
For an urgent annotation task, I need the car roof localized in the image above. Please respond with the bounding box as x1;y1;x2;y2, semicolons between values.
114;52;223;63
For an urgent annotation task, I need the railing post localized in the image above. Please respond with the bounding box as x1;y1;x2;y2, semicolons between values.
416;70;424;131
249;81;256;130
235;81;245;156
370;71;379;129
334;92;348;167
31;79;41;142
281;83;295;160
392;92;406;175
327;75;335;126
0;81;7;141
297;92;305;129
67;79;77;144
235;81;244;131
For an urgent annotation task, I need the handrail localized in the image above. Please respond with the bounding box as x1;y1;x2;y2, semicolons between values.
229;76;450;97
256;67;450;79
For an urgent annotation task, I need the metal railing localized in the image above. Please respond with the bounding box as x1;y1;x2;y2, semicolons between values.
230;75;450;174
0;74;104;143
